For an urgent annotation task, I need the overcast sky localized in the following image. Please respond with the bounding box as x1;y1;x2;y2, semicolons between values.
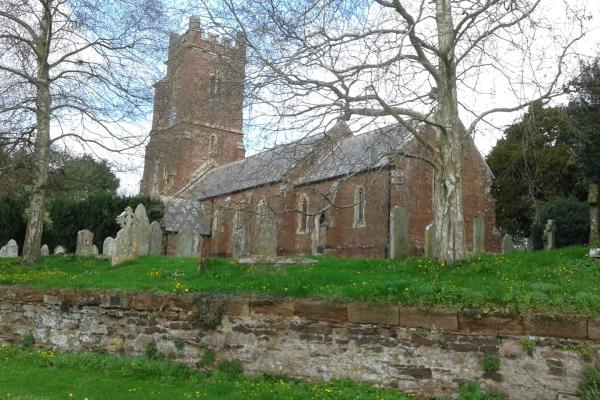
113;0;600;195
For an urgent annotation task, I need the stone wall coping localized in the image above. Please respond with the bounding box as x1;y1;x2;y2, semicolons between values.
1;285;598;341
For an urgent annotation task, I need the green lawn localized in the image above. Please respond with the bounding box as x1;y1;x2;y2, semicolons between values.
0;346;410;400
0;246;599;315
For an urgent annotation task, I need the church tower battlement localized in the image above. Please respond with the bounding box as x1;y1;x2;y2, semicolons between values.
140;16;246;197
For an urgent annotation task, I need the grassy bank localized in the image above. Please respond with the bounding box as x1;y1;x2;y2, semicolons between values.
0;246;598;315
0;346;409;400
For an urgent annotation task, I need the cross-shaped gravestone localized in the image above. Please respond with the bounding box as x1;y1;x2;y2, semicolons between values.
543;219;556;250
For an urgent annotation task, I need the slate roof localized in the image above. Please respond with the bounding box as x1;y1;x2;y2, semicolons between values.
162;197;210;235
297;125;410;185
185;124;410;201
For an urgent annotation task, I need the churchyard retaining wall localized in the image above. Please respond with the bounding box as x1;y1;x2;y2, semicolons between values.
1;285;598;399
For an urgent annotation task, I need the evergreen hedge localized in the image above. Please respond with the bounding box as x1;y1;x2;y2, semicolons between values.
531;197;590;250
45;192;163;251
0;194;27;250
0;192;163;253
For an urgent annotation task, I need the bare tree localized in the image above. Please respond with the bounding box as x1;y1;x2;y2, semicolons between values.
197;0;586;263
0;0;170;262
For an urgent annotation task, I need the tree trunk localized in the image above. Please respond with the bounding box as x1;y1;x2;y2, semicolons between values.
21;84;51;263
432;0;467;263
432;131;466;264
22;2;52;263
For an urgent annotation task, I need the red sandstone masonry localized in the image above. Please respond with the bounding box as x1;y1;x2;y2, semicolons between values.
347;303;399;325
399;306;458;331
458;312;524;336
589;318;600;340
0;285;599;340
294;300;348;323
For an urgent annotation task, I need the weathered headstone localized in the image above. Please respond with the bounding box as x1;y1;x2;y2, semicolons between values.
176;228;195;257
255;204;277;256
472;214;485;253
92;244;99;255
53;245;66;255
148;221;163;256
41;244;49;257
323;247;337;257
76;229;94;256
390;206;409;259
543;219;556;250
501;234;514;254
589;183;599;245
589;248;600;259
112;207;135;267
232;205;249;258
132;204;150;256
0;239;18;257
424;223;435;258
103;237;115;257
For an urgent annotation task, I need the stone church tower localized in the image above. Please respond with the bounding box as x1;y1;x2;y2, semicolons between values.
140;17;246;197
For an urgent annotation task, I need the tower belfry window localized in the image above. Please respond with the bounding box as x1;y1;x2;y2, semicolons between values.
209;70;222;96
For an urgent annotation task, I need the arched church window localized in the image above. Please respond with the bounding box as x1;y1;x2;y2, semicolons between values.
319;212;327;227
212;206;222;233
354;186;366;227
298;195;309;233
209;70;222;96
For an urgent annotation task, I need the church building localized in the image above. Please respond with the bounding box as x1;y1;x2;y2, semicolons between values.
140;17;500;258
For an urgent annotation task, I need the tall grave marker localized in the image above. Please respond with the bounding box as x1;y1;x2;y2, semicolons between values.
590;184;599;245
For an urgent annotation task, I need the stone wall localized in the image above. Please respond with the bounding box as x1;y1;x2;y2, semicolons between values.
1;285;596;399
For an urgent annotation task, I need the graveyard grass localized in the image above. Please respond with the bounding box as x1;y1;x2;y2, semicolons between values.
0;346;410;400
0;246;598;315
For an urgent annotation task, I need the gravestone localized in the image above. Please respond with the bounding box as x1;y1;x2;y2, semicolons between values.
76;230;94;256
148;221;163;256
424;224;435;258
472;215;485;253
103;237;115;257
232;205;250;258
543;219;556;250
132;204;150;256
390;206;409;259
255;205;277;256
590;248;600;259
589;184;599;245
0;239;18;257
176;228;195;257
501;234;514;254
41;244;49;257
53;245;66;255
112;206;135;267
92;245;99;255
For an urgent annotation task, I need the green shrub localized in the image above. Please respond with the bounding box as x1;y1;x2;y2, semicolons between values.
582;364;600;400
481;353;500;374
144;341;161;360
173;338;185;351
521;338;534;353
21;334;35;349
198;348;215;367
458;382;506;400
531;197;589;249
217;359;244;376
